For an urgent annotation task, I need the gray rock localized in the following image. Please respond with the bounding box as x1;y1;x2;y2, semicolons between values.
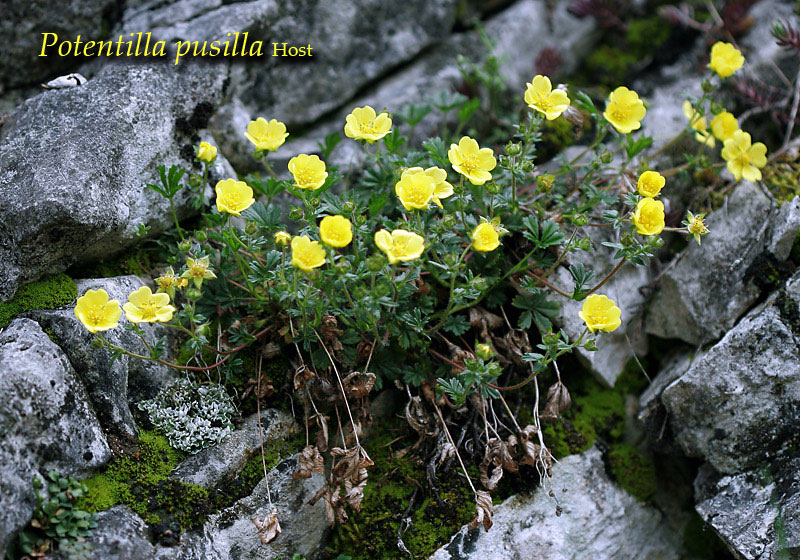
431;447;683;560
695;453;800;560
172;409;296;488
739;0;800;88
189;454;327;560
213;0;597;172
90;506;156;560
0;318;110;557
26;275;176;440
646;181;774;345
0;0;122;93
552;226;650;387
0;61;228;301
768;196;800;261
661;275;800;473
638;352;694;451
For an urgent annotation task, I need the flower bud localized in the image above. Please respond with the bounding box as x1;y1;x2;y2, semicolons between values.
186;288;203;300
572;213;589;227
178;239;192;252
274;231;291;247
472;276;488;291
306;197;320;210
444;254;459;268
520;160;535;173
245;222;257;235
377;284;391;297
342;201;356;214
355;215;367;226
475;343;493;360
505;142;522;156
485;182;502;195
600;151;613;164
701;79;715;94
576;238;593;251
442;215;457;229
288;207;304;221
91;337;104;349
194;230;208;242
189;174;203;189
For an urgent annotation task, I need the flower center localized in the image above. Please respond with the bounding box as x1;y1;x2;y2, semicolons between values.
611;105;631;122
139;300;158;320
88;304;105;324
223;192;242;207
460;153;480;174
190;265;206;278
359;121;377;135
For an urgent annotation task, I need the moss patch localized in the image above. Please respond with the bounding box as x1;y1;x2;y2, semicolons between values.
78;430;212;530
607;444;657;502
325;420;476;560
0;274;77;328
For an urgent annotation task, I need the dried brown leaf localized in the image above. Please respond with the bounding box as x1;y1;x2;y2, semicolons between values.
293;364;315;390
342;371;376;399
468;490;494;532
541;381;572;421
405;396;437;436
252;509;281;544
320;315;344;352
293;445;324;479
479;438;519;490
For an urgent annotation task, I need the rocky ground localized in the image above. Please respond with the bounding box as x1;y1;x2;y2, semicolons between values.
1;0;800;559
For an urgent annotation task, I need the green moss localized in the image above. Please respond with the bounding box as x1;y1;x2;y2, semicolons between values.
71;248;155;279
583;46;638;88
625;17;671;58
607;444;656;502
326;420;475;560
0;274;77;328
78;430;212;530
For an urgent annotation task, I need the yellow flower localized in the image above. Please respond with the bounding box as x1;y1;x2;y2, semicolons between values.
288;154;328;191
709;42;744;78
426;167;454;208
155;267;188;299
471;222;500;252
196;141;218;163
374;229;425;264
319;215;353;248
395;167;436;210
123;286;176;324
578;294;622;333
245;117;289;152
684;211;710;245
603;86;646;134
721;130;768;181
637;170;666;198
632;198;665;236
524;75;571;120
682;101;715;147
475;343;493;360
710;111;739;141
74;289;121;333
344;106;392;144
215;179;255;216
182;256;217;288
291;236;326;271
274;231;291;247
448;136;497;186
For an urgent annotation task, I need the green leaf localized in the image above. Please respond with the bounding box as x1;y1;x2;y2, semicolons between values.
442;314;470;336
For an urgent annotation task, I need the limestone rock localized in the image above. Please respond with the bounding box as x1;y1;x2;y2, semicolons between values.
0;319;110;557
171;409;296;488
695;454;800;560
646;181;774;345
661;273;800;473
90;506;156;560
431;447;683;560
0;61;228;301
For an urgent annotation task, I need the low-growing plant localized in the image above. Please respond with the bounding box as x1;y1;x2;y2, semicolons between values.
5;472;98;560
69;30;792;552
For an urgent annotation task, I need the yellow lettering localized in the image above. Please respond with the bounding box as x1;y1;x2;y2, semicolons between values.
174;41;191;65
39;33;58;56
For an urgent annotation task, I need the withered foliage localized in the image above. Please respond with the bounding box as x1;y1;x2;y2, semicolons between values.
541;381;572;421
293;445;324;479
252;509;281;545
469;490;494;532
